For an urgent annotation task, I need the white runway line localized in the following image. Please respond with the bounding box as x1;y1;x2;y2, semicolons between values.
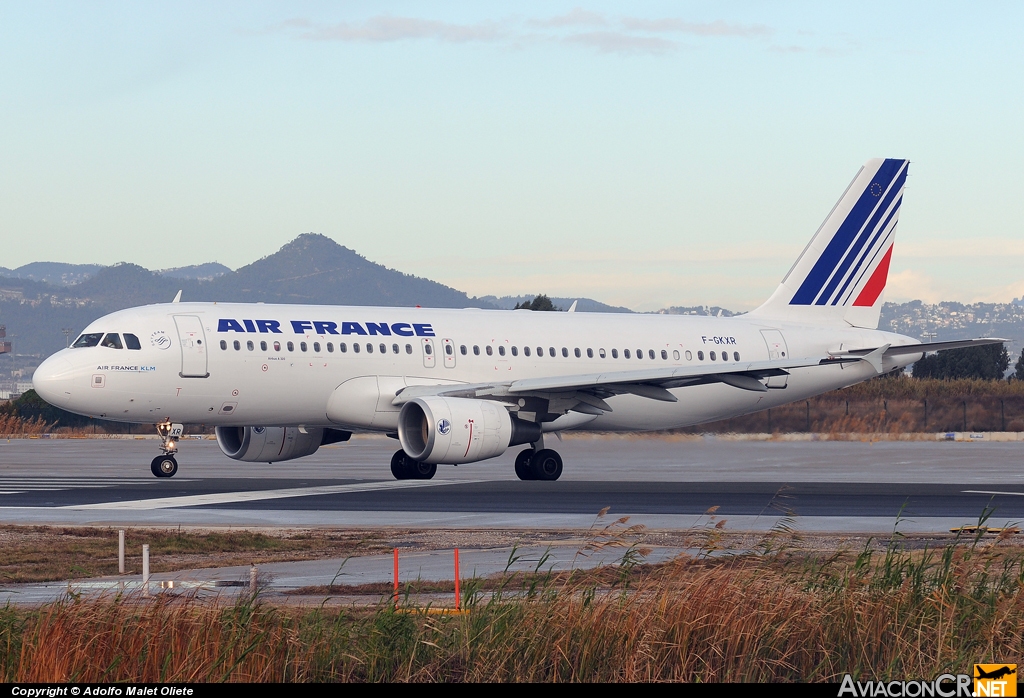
962;490;1024;496
58;478;482;510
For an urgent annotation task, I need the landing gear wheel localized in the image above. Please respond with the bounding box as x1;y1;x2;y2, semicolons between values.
530;449;562;481
151;455;178;478
515;449;535;480
405;460;437;480
391;450;410;480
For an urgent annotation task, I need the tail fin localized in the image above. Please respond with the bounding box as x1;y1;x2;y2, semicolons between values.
749;158;908;329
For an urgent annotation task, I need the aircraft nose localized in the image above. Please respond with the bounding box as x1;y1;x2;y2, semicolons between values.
32;355;75;406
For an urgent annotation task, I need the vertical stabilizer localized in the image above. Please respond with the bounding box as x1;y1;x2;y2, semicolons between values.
749;158;908;329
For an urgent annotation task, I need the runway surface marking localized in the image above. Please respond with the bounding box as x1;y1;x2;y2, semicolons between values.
0;477;177;494
962;490;1024;497
57;478;482;510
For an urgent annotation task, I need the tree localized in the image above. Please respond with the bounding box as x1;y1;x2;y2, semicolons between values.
514;294;560;311
911;343;1010;380
1014;348;1024;381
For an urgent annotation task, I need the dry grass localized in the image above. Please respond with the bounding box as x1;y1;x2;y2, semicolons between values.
2;519;1022;682
0;526;390;583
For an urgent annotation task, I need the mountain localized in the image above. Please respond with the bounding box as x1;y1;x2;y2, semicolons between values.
480;295;633;313
158;263;231;280
1;262;103;285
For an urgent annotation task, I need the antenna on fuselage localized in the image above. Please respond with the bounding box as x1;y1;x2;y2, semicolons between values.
567;300;578;313
172;290;182;303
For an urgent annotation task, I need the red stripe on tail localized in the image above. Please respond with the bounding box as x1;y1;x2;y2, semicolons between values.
853;244;893;307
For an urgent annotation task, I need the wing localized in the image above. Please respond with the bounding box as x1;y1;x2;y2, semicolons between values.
393;356;829;420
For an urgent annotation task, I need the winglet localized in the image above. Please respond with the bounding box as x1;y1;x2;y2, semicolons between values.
172;290;182;303
567;300;578;313
861;343;890;374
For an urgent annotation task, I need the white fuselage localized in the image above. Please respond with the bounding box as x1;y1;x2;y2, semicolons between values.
33;302;922;432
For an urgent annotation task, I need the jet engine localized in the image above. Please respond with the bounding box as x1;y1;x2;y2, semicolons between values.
215;426;350;463
398;397;541;464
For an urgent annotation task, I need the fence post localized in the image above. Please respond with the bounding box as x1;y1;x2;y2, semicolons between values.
454;548;461;611
118;530;125;575
250;565;258;593
393;548;399;607
142;544;150;595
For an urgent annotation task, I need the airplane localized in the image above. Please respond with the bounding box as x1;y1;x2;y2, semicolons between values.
32;158;1003;481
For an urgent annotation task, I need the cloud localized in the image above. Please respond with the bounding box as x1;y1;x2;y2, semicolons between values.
291;15;506;44
620;18;772;38
564;32;677;55
528;8;608;29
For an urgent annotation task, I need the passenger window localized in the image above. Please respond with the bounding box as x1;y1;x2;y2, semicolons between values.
574;348;581;358
722;352;729;361
661;350;668;360
697;351;704;360
734;352;740;361
460;345;467;355
685;350;692;361
124;334;142;350
672;350;680;360
367;343;373;354
393;344;399;354
637;349;643;360
599;348;606;358
624;349;631;359
499;346;506;356
524;346;531;357
287;341;294;352
486;345;493;356
101;333;123;349
710;351;716;360
313;342;320;352
340;343;348;353
445;344;454;356
561;347;568;358
327;342;333;353
274;341;281;352
511;346;518;356
380;343;386;354
549;347;555;357
72;333;103;348
300;342;307;352
233;340;241;351
353;343;360;353
248;340;255;351
220;340;227;350
587;348;593;358
612;349;618;359
473;345;480;356
649;349;656;360
261;341;268;351
405;344;412;354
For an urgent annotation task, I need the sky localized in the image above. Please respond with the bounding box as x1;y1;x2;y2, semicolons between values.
1;2;1022;311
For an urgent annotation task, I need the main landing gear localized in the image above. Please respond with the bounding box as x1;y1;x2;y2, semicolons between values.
515;447;563;481
391;450;437;480
151;419;182;478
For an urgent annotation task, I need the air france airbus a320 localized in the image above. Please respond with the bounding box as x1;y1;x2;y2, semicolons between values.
32;159;1002;480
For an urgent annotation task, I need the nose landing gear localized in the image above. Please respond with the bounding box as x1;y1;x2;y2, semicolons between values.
152;420;183;478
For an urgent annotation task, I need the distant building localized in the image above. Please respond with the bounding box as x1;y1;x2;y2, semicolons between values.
0;325;9;355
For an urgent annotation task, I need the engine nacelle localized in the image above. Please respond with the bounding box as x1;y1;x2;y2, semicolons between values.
398;397;541;464
215;426;350;463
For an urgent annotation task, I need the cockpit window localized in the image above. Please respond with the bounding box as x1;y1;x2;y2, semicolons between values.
72;333;103;348
124;333;142;350
100;333;123;349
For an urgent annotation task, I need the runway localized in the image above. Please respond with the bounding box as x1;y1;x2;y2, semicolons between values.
1;435;1023;532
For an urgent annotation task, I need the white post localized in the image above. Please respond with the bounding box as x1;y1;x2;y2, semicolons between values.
142;544;150;595
118;530;125;575
250;565;258;593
